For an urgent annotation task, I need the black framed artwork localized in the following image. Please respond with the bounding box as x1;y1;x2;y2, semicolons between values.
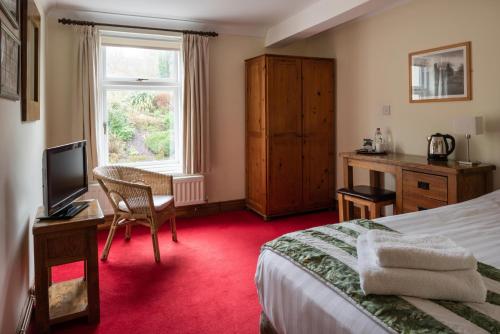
0;22;20;100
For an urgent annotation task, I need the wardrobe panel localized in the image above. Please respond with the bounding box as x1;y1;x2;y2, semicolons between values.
245;57;267;213
302;59;335;210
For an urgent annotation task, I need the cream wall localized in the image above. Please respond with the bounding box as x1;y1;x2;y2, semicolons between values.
207;35;307;201
45;18;308;202
303;0;500;190
0;1;46;332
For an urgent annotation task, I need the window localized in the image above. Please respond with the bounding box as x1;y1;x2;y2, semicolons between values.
98;32;183;174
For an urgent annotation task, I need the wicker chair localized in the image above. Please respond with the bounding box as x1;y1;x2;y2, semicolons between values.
93;165;177;263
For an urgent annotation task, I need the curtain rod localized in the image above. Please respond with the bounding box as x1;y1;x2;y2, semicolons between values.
58;18;218;37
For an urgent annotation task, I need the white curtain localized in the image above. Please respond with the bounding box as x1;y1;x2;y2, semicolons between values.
75;26;100;179
182;34;210;175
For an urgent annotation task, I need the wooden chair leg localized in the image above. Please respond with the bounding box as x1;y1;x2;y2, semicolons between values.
151;229;161;263
369;202;378;219
344;198;351;221
360;205;369;219
170;216;178;242
338;194;345;222
125;224;132;240
101;217;118;261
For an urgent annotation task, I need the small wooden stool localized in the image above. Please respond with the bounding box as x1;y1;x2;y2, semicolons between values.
337;186;396;222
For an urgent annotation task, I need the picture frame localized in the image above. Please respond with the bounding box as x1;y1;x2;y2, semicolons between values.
0;0;19;28
21;0;40;121
409;42;471;103
0;22;20;100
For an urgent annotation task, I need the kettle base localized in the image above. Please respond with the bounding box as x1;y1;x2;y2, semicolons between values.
427;155;448;162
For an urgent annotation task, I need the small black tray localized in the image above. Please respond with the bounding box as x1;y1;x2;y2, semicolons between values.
355;149;388;155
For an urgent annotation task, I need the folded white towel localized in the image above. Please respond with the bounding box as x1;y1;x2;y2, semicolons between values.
357;233;487;303
366;230;477;271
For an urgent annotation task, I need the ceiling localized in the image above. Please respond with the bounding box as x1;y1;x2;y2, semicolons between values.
41;0;405;46
42;0;321;28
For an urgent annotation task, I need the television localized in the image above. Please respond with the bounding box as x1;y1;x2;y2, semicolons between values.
42;140;89;219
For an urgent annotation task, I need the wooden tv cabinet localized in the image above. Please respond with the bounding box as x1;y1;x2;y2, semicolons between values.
33;199;104;333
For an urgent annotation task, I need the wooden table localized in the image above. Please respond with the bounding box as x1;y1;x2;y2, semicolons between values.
341;152;495;215
33;199;104;333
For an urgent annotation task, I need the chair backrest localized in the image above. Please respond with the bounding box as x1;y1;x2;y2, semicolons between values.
93;165;154;215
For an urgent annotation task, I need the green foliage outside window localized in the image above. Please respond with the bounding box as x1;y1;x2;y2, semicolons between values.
107;91;174;163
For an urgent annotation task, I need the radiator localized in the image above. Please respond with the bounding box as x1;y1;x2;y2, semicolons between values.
83;175;206;215
173;175;207;206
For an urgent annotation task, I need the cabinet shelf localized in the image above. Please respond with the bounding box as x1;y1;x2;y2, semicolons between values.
49;278;88;324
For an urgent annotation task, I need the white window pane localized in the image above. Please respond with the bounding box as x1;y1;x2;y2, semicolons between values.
105;46;178;81
106;90;176;164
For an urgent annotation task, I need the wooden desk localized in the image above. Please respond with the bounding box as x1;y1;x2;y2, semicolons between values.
33;199;104;333
341;152;495;214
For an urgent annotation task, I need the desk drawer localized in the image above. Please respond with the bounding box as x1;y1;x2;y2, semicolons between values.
403;195;447;213
403;170;447;201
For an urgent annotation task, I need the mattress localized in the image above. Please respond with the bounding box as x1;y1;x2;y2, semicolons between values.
255;190;500;334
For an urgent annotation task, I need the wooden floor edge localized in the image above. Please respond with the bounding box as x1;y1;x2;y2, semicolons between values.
98;199;246;230
16;287;35;334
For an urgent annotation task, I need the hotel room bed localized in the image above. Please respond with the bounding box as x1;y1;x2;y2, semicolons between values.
255;190;500;334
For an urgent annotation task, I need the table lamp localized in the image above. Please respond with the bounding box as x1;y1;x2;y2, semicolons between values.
452;116;484;165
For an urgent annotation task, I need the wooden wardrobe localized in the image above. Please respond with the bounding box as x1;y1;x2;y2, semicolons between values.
245;54;335;219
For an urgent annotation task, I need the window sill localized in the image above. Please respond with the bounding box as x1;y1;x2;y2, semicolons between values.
107;160;182;175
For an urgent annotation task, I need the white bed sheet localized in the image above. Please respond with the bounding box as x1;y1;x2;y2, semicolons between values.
255;190;500;334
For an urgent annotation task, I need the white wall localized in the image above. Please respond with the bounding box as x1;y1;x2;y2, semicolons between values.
0;1;46;332
303;0;500;190
45;18;308;203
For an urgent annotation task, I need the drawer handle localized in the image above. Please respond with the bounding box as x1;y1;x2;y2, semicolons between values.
417;206;428;211
417;181;430;190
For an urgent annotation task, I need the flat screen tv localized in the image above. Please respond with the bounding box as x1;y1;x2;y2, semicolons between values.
42;140;89;219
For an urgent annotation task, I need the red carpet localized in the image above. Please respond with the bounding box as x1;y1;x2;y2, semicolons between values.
46;209;338;334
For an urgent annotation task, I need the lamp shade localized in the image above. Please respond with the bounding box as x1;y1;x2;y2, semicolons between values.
453;116;484;135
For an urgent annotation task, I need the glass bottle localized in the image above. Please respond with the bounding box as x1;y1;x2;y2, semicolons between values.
374;128;384;152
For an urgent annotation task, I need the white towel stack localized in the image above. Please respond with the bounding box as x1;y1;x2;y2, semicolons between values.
357;230;487;303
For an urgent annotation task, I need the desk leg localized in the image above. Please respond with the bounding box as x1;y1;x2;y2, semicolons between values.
342;157;354;219
86;227;100;324
395;168;403;214
369;171;384;188
370;171;385;215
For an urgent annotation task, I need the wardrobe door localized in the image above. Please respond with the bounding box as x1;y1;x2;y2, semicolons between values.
302;59;335;210
267;56;303;215
246;57;267;214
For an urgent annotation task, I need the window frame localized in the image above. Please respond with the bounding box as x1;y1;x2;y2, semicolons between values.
98;31;183;174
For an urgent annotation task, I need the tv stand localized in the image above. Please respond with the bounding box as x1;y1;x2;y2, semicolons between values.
33;199;103;333
39;201;89;220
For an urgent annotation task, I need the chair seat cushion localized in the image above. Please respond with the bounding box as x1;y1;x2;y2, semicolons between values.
338;185;396;202
118;195;174;212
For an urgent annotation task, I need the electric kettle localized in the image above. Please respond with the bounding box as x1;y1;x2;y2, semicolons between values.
427;133;455;161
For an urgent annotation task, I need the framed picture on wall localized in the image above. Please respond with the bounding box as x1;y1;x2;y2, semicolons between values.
21;0;41;121
409;42;471;103
0;0;19;28
0;22;20;100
